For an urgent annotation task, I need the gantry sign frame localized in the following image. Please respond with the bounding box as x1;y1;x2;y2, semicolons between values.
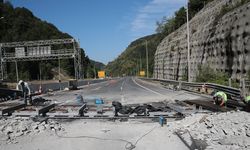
0;38;83;80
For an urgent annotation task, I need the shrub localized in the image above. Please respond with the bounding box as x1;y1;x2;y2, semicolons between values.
196;65;229;86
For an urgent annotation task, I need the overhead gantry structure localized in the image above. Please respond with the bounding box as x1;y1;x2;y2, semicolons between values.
0;38;83;81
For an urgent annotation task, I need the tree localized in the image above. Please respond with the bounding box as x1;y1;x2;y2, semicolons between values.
174;7;186;28
156;0;213;35
0;2;93;81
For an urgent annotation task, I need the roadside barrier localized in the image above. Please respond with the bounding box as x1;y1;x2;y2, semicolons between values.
141;78;242;101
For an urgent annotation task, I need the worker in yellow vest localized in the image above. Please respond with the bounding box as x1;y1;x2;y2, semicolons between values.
244;96;250;111
213;91;227;107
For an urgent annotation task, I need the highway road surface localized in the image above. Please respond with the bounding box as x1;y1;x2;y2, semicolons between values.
43;77;203;105
1;77;207;150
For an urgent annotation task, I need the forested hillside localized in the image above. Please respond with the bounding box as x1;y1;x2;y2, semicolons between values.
106;0;213;77
0;2;99;81
106;34;164;77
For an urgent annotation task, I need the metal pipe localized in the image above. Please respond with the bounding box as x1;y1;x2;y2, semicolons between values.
93;64;96;79
0;44;3;80
39;62;42;83
146;40;149;78
15;61;19;82
58;58;61;90
186;0;191;82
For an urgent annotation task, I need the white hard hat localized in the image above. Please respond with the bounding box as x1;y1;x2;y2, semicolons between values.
18;80;24;84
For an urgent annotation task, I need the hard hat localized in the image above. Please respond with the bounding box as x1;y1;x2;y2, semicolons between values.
18;80;24;84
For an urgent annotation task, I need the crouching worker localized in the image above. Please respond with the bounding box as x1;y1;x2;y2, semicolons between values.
244;96;250;112
112;101;122;116
213;91;227;107
16;80;31;105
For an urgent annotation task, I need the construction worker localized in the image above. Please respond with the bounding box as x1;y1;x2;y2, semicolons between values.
244;96;250;111
16;80;31;105
213;91;227;107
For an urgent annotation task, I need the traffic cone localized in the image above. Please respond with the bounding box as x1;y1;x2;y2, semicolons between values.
39;85;42;94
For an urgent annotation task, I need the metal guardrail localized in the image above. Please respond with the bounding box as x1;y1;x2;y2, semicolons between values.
0;88;22;101
143;78;242;100
246;80;250;88
29;78;108;93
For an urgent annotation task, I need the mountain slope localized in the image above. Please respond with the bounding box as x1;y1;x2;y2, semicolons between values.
105;34;164;77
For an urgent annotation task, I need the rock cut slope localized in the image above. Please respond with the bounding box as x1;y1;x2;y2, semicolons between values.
154;0;250;81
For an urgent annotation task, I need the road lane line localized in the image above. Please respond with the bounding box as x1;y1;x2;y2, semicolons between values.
80;80;109;88
121;79;126;91
92;87;101;91
132;77;164;96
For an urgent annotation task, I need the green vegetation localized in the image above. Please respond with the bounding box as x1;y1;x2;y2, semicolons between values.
86;60;105;79
106;0;215;77
181;66;188;81
196;65;239;88
196;65;229;85
106;34;164;77
0;2;99;81
248;70;250;80
106;0;215;78
220;0;250;17
156;0;213;35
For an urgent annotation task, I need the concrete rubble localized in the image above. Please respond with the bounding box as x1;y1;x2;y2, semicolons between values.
0;110;249;149
174;111;250;149
0;117;63;144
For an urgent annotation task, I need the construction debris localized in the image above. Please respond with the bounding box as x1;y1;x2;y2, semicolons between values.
0;117;63;144
112;101;170;116
174;111;250;149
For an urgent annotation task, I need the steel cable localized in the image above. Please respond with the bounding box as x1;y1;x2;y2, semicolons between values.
55;125;158;150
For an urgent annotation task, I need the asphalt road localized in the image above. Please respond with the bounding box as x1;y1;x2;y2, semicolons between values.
43;77;203;105
2;77;206;150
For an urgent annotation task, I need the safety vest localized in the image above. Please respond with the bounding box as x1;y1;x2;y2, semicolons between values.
214;91;228;103
246;96;250;103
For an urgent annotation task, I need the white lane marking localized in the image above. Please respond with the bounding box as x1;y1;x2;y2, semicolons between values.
121;95;125;103
132;77;164;96
80;80;109;88
121;80;126;91
92;87;101;91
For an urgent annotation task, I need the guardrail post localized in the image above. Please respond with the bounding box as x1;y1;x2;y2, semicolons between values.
192;104;196;112
178;81;182;91
240;78;246;99
229;78;232;87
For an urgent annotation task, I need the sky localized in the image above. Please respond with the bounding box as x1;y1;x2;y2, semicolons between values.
10;0;186;64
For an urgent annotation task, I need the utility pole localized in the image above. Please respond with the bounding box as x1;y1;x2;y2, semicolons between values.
137;61;139;76
15;61;19;82
38;62;43;93
145;40;149;78
186;0;191;82
39;62;41;82
58;58;61;90
93;64;96;79
140;53;142;72
0;17;4;80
